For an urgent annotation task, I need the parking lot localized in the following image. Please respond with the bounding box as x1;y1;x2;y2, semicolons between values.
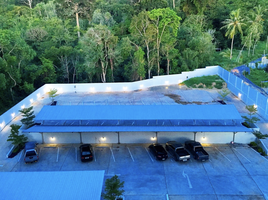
6;143;268;199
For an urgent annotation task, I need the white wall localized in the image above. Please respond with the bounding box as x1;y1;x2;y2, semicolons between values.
235;132;255;143
43;132;80;144
25;132;43;144
158;132;194;143
119;132;156;143
23;131;254;144
82;132;118;144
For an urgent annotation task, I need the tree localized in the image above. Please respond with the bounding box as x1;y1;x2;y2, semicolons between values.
102;175;124;200
48;88;59;103
19;106;35;128
221;9;245;59
242;105;260;125
7;124;27;152
80;25;118;83
161;36;177;75
148;8;181;76
129;11;156;79
243;5;266;56
55;0;93;38
218;88;230;101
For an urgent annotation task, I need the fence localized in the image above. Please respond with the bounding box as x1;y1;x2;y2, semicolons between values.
0;66;219;131
218;67;268;120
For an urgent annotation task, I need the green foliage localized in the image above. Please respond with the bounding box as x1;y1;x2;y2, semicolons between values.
7;124;27;151
182;75;225;89
19;106;35;128
218;88;230;101
242;105;260;125
1;0;268;114
48;88;58;102
102;175;124;200
245;68;268;87
253;131;268;139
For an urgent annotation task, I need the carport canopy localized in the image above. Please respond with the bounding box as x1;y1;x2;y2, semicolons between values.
24;105;250;133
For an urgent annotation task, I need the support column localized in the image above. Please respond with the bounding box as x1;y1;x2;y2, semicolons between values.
233;132;237;143
194;132;197;141
117;132;120;144
79;132;82;144
156;132;158;143
41;132;44;144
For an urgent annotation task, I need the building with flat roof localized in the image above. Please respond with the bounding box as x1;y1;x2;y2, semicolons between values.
23;105;253;144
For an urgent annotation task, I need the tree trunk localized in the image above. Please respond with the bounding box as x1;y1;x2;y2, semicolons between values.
167;59;170;75
75;4;80;38
230;36;234;59
100;61;106;83
109;58;114;82
173;0;175;8
146;43;151;79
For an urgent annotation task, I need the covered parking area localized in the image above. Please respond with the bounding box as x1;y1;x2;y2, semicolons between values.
23;105;253;144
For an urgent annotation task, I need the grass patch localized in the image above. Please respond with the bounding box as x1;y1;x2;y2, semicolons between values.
245;68;268;87
182;75;225;89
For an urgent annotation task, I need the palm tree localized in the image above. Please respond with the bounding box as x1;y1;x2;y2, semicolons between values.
221;9;245;59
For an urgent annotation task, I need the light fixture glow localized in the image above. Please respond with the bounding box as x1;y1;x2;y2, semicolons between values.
50;137;55;141
90;87;95;92
101;137;106;141
165;81;169;85
37;93;41;98
11;113;15;118
0;122;5;128
238;93;242;99
123;87;127;91
21;105;25;109
151;137;157;141
140;84;144;88
165;87;168;89
58;88;63;94
254;104;258;108
202;136;206;140
30;99;34;103
106;87;111;91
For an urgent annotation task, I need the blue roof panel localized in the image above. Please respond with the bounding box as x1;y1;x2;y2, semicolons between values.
24;125;250;133
35;105;243;121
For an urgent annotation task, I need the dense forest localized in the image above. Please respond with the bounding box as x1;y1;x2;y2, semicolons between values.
0;0;268;114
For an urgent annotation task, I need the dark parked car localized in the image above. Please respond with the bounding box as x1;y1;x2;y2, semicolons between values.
149;144;168;161
79;144;93;162
165;141;191;162
185;140;209;162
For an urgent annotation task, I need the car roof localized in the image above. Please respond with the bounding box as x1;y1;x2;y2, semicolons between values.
25;141;36;150
167;141;183;148
80;144;92;148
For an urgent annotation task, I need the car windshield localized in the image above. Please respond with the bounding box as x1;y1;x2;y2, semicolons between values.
82;151;91;155
26;151;36;156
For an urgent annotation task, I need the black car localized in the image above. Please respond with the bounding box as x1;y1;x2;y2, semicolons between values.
149;144;168;161
79;144;93;162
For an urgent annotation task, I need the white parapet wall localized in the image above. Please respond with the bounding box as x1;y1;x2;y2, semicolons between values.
0;66;220;132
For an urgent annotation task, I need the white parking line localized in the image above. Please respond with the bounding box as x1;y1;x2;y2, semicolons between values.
75;147;78;162
166;194;169;200
182;170;192;188
17;151;24;162
233;148;251;163
127;147;135;162
110;147;115;162
145;147;154;162
215;147;231;162
92;147;96;162
56;147;59;162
